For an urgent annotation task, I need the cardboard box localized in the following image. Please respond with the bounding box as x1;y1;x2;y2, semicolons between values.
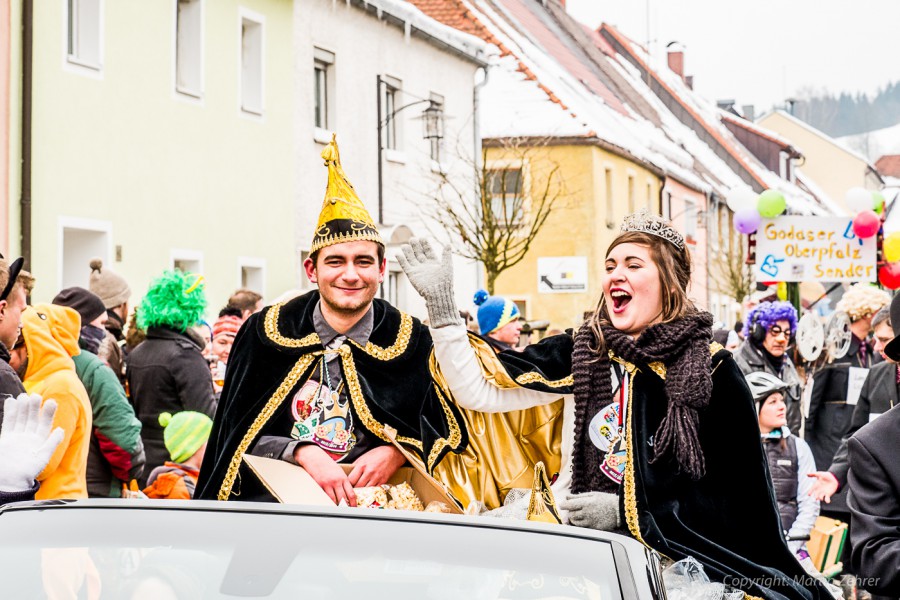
807;515;847;577
242;427;463;514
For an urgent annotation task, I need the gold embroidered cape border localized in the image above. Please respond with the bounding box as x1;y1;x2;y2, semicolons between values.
264;302;414;361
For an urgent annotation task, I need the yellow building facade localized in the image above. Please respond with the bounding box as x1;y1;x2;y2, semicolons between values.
486;142;662;331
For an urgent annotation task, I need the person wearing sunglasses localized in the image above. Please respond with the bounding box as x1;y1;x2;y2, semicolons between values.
734;301;803;433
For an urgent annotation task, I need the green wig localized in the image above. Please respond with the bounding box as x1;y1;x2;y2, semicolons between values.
137;270;207;333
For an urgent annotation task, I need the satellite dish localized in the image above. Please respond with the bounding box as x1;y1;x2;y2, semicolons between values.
796;313;825;362
825;311;852;360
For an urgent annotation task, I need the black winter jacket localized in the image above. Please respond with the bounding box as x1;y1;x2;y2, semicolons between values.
126;327;216;485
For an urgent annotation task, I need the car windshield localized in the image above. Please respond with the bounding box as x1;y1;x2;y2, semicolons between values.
0;506;623;599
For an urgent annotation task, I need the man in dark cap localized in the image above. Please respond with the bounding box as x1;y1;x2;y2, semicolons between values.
0;255;27;401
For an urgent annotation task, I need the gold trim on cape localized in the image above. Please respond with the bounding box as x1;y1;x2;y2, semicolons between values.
264;303;321;349
340;346;423;452
265;302;414;361
515;371;574;388
218;354;318;500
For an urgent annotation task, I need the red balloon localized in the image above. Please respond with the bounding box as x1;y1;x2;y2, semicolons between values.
852;210;881;239
878;263;900;290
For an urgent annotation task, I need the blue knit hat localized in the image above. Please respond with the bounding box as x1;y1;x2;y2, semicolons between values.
473;289;520;335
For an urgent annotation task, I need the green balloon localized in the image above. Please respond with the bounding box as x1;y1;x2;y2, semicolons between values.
873;191;886;214
757;189;787;218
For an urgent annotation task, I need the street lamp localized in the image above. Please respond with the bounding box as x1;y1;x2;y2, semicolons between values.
376;75;444;225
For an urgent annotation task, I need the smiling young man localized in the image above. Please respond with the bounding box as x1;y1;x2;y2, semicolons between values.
196;137;466;503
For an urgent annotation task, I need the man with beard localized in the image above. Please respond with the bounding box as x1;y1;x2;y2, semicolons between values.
196;137;466;503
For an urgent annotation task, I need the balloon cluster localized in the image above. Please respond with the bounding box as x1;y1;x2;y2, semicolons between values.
842;186;894;288
726;187;786;234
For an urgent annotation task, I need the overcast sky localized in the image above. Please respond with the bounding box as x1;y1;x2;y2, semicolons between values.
565;0;900;113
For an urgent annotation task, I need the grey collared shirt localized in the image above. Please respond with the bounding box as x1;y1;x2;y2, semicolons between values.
251;301;377;465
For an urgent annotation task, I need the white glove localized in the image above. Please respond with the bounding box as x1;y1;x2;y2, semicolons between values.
0;394;65;492
396;238;462;329
559;491;621;531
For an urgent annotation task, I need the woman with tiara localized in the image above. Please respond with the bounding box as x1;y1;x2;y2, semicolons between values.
399;211;830;600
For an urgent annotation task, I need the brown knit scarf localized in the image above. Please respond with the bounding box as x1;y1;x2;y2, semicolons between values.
570;311;714;493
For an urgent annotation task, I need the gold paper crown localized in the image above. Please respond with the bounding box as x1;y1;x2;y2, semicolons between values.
311;134;383;253
620;209;684;250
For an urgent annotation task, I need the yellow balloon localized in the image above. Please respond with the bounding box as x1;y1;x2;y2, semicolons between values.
885;232;900;263
776;282;788;301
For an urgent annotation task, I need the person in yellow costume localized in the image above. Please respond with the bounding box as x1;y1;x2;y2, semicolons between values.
8;304;92;499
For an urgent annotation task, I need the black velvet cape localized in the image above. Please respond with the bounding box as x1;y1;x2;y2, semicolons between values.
195;291;467;501
488;333;830;600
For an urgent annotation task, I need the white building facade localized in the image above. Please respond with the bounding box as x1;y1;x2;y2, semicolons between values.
293;0;488;316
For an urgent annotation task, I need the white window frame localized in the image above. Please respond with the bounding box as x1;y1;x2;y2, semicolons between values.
170;248;204;275
684;197;697;242
173;0;204;101
485;160;528;230
236;256;266;294
313;47;334;138
428;92;445;166
604;167;614;228
238;8;265;118
381;75;406;163
63;0;104;77
626;172;636;213
57;216;113;292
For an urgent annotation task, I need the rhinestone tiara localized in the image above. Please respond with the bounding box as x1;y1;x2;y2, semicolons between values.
620;210;685;250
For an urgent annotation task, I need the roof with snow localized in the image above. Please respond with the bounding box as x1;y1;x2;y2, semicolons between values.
350;0;489;65
875;155;900;178
595;23;833;215
759;109;879;170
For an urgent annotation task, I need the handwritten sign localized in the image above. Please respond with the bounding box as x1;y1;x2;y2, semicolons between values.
754;217;876;282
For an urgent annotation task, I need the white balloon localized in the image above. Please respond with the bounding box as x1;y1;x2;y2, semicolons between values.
726;187;757;212
845;187;873;214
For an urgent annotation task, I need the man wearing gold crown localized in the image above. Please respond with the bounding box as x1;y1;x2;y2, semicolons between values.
195;136;468;503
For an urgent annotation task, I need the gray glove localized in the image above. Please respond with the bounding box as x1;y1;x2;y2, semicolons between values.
397;238;463;329
0;394;64;492
559;491;621;531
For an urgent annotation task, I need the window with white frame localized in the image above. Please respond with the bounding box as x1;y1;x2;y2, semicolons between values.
383;77;401;151
314;48;334;130
175;0;203;97
684;198;697;242
627;175;635;213
604;168;614;228
172;251;203;275
240;14;264;115
239;262;265;293
428;93;445;162
487;167;524;228
67;0;102;69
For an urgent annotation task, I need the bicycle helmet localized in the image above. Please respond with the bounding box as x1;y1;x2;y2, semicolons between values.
744;372;788;407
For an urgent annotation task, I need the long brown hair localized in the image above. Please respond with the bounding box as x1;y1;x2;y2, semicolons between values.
587;231;694;354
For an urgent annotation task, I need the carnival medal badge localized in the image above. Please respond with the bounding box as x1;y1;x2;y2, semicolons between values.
589;401;626;485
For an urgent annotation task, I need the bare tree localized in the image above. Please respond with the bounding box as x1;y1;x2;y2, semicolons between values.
428;137;566;294
709;231;754;306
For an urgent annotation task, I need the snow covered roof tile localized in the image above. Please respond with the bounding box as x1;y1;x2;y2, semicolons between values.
875;155;900;178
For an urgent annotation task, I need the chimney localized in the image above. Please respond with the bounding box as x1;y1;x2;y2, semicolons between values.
742;105;755;121
666;42;685;81
685;75;694;90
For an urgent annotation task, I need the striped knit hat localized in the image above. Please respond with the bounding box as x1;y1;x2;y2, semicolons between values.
159;411;213;463
473;289;520;336
212;315;243;340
